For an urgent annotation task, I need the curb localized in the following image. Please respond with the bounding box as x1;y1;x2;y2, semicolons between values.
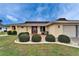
15;40;79;48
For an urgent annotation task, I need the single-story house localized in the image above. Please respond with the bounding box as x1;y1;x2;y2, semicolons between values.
0;24;7;32
7;18;79;38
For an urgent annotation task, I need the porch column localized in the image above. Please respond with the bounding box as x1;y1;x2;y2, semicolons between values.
38;26;41;34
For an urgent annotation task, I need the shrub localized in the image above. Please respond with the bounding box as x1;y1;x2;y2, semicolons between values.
7;31;12;35
19;32;29;35
12;31;17;35
58;35;70;43
32;34;41;42
24;32;29;35
45;34;55;42
7;31;17;35
18;32;30;42
45;31;49;35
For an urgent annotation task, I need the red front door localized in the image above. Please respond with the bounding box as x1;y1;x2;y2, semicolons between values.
32;26;37;34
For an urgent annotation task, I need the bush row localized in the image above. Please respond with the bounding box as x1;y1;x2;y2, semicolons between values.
7;31;17;35
18;32;70;43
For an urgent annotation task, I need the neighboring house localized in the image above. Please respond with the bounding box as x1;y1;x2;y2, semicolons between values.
7;18;79;38
0;24;6;32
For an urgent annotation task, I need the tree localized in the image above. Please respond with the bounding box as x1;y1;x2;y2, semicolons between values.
0;19;2;24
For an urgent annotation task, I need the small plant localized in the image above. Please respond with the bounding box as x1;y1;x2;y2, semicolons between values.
45;31;49;35
18;32;29;35
58;35;70;43
7;31;17;35
12;31;17;35
18;32;30;42
45;34;55;42
32;34;41;42
24;32;29;35
7;31;12;35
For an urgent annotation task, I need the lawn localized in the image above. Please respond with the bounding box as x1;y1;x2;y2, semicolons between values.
0;32;7;35
0;36;79;56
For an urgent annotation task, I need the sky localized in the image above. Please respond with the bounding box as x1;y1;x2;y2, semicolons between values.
0;3;79;24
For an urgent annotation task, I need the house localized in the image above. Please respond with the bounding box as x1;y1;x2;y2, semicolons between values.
7;18;79;38
0;24;6;32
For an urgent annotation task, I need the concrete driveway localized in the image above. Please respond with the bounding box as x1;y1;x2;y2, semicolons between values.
71;37;79;43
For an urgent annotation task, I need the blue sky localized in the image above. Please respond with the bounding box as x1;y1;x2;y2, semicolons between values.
0;3;79;24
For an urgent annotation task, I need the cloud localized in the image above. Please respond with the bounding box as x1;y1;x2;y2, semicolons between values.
6;15;18;22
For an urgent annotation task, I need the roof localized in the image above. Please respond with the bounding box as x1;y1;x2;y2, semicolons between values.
25;21;49;23
8;18;79;26
47;20;79;26
9;21;50;26
53;20;79;24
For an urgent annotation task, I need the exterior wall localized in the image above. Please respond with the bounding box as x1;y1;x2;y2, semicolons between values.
7;23;79;38
16;26;28;34
7;26;31;34
7;26;13;31
38;26;41;34
28;26;31;34
47;24;63;37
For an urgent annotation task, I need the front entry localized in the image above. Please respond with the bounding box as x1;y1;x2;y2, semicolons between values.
32;26;38;34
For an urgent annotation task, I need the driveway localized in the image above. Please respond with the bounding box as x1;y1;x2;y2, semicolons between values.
71;37;79;43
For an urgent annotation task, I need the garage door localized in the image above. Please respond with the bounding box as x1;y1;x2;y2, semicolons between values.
63;26;76;37
77;26;79;37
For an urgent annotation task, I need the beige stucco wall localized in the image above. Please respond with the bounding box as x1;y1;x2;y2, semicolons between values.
38;26;41;34
16;26;28;34
7;26;31;34
7;26;12;31
7;24;63;36
7;26;43;34
47;23;79;38
47;24;63;37
7;23;79;38
27;26;31;34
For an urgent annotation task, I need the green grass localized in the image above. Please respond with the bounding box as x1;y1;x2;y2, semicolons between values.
0;36;79;56
0;32;7;35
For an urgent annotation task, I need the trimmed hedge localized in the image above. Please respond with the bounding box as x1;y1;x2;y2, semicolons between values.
7;31;17;35
45;34;55;42
18;32;29;35
32;34;41;42
12;31;17;35
18;32;30;42
58;35;70;43
7;31;12;35
24;32;29;35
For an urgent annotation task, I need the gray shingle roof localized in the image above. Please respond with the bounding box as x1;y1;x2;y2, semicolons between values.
8;20;79;26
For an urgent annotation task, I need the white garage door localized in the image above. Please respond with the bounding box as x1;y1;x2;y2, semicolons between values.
77;26;79;37
63;26;76;37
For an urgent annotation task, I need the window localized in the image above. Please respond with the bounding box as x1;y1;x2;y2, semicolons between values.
21;26;24;28
12;26;16;30
40;26;45;32
58;25;60;28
